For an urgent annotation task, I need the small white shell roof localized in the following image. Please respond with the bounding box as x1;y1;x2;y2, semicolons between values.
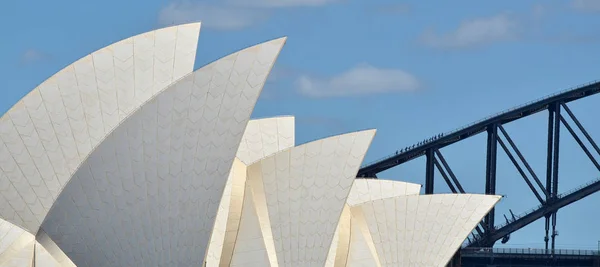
39;37;287;267
229;182;274;266
244;129;376;266
206;116;295;266
0;219;26;258
0;23;201;233
346;179;422;206
355;194;501;267
236;116;295;165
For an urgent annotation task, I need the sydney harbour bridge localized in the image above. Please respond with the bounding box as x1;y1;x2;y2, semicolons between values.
357;81;600;267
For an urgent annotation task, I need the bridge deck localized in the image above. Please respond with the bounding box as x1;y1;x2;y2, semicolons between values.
453;247;600;267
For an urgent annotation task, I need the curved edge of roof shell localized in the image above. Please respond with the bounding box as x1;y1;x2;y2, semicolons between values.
38;36;287;267
205;116;296;266
236;116;295;165
0;23;202;233
346;179;422;207
234;129;376;266
350;193;501;266
325;178;422;265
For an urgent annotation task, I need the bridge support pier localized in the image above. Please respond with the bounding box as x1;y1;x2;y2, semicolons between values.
425;148;435;194
485;124;498;236
545;102;561;251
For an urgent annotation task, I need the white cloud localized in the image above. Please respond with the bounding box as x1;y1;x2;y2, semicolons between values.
420;14;518;49
572;0;600;12
296;64;420;98
230;0;341;7
21;49;49;64
158;1;267;30
158;0;340;30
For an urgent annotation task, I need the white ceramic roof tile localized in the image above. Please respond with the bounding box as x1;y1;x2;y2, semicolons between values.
325;205;351;267
323;224;340;267
328;204;352;266
206;117;295;266
229;183;272;267
0;242;33;267
0;220;27;257
346;179;421;207
346;208;381;267
329;179;420;266
246;158;279;266
0;233;33;266
220;160;251;264
220;161;250;266
356;194;501;267
236;116;295;165
0;23;201;233
246;129;376;266
205;161;235;267
39;37;286;267
205;159;246;267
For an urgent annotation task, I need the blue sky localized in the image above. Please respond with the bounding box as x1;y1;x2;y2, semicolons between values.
1;0;600;250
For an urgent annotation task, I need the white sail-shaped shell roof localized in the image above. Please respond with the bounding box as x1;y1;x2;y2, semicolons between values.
206;116;295;266
38;37;286;266
242;129;376;266
326;179;502;267
0;23;201;233
356;194;501;267
236;116;295;165
0;21;504;267
328;179;422;267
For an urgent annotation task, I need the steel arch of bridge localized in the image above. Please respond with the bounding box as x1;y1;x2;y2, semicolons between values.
357;80;600;249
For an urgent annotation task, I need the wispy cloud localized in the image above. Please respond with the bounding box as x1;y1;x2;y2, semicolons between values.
158;1;267;30
420;14;518;49
158;0;340;30
20;49;50;65
296;64;420;98
229;0;341;8
525;3;600;43
571;0;600;12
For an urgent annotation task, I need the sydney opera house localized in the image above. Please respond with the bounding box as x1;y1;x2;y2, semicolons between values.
0;23;501;266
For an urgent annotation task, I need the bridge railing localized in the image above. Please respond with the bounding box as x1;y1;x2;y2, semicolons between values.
494;177;600;230
462;247;600;256
466;177;600;245
360;80;600;169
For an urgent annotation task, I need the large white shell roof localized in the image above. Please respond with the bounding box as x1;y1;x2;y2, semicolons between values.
0;23;201;233
0;21;506;267
39;36;286;267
